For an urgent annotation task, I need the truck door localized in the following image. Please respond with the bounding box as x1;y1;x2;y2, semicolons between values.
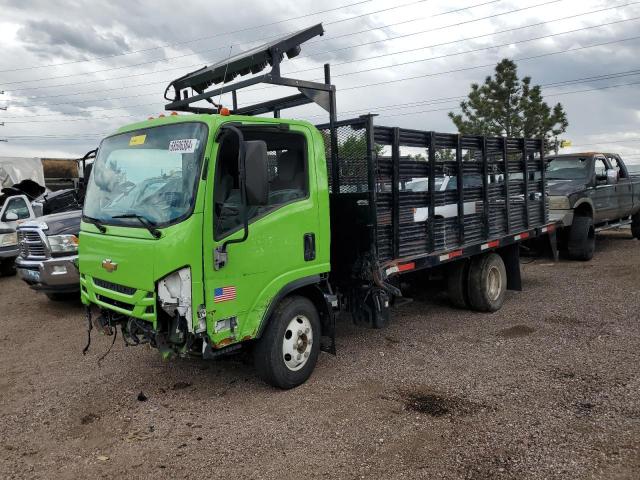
202;125;323;345
607;154;632;219
0;195;35;228
592;155;618;223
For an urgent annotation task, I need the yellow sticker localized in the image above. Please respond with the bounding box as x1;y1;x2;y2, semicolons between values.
129;134;146;146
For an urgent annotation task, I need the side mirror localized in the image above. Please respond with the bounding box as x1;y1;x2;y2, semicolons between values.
5;212;18;221
243;140;269;206
32;202;44;217
606;169;618;185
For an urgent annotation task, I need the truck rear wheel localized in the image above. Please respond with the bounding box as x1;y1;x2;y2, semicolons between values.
447;260;470;309
632;212;640;239
567;215;595;261
254;295;321;389
467;253;507;312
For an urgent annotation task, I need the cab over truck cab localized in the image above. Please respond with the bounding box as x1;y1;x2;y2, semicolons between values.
80;116;332;388
547;152;640;260
80;24;557;388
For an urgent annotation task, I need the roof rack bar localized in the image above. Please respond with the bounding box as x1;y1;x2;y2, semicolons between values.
163;23;334;119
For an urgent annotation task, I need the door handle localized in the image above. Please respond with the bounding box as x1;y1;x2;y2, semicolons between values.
304;233;316;261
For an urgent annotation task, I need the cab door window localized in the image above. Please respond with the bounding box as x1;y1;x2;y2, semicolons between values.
1;196;31;221
607;155;626;179
594;157;608;183
214;128;308;240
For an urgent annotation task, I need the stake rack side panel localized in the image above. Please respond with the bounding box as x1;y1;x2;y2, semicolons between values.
374;127;546;264
317;117;548;279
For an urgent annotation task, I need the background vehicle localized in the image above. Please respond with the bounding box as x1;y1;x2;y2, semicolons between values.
15;210;82;300
79;25;557;389
4;150;93;292
0;223;18;276
547;152;640;260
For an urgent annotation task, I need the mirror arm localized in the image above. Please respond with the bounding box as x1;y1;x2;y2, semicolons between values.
215;125;249;270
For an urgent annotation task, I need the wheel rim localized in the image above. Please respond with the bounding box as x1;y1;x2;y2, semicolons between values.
487;265;502;301
282;315;313;372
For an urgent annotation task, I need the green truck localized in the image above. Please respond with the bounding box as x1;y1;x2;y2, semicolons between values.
80;25;557;388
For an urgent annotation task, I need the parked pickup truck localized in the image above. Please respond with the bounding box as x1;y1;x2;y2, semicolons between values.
547;152;640;260
15;210;81;300
0;223;18;276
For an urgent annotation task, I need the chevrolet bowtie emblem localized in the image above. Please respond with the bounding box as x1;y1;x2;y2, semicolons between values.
101;259;118;273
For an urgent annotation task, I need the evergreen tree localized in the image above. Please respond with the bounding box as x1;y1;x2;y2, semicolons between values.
449;59;568;151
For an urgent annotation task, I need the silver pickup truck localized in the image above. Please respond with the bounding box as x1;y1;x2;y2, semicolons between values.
15;210;81;300
547;152;640;260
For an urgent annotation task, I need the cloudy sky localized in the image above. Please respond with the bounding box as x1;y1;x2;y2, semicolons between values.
1;0;639;164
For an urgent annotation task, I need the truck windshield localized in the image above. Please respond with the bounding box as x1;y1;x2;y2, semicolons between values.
84;122;207;227
546;156;590;181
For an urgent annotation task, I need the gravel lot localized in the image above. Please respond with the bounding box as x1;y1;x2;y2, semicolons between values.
1;231;639;480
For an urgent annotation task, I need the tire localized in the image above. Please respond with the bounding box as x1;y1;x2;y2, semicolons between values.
447;260;470;309
567;215;595;261
46;292;78;302
632;212;640;239
0;259;17;277
467;253;507;313
253;295;321;389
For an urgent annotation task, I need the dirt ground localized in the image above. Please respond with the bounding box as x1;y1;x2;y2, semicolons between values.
1;231;639;480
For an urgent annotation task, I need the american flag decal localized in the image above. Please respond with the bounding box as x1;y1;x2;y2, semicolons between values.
214;286;236;303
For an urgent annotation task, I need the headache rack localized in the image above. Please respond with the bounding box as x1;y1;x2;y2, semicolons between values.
164;23;337;122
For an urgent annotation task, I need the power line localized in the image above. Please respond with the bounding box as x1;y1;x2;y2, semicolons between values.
9;63;640;124
336;34;640;92
275;2;640;77
0;0;436;84
290;16;640;88
6;37;640;125
570;138;640;147
0;0;375;73
6;71;640;131
8;5;635;113
1;0;557;91
7;0;600;104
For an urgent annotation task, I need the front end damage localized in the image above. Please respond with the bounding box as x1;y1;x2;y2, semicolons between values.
82;267;209;360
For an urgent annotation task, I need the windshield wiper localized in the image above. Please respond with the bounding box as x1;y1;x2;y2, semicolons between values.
111;214;162;239
83;215;106;233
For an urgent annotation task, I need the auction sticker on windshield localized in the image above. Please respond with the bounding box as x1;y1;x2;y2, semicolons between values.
129;134;146;146
168;138;198;154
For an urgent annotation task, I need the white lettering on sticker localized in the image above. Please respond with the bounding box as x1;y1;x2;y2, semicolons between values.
168;138;198;153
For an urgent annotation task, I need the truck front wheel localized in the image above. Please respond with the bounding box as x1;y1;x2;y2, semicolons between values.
467;253;507;312
254;295;321;389
567;215;595;261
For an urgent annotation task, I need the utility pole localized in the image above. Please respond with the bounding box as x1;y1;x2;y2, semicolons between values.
0;91;6;142
0;99;6;142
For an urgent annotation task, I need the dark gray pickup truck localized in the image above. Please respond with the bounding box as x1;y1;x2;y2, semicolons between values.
15;210;81;300
547;152;640;260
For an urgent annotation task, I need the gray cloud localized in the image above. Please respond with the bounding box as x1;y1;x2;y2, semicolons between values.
18;19;130;59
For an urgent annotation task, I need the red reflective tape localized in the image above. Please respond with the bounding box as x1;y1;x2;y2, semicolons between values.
519;232;530;239
487;240;500;248
398;262;415;272
547;224;556;232
449;250;463;259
